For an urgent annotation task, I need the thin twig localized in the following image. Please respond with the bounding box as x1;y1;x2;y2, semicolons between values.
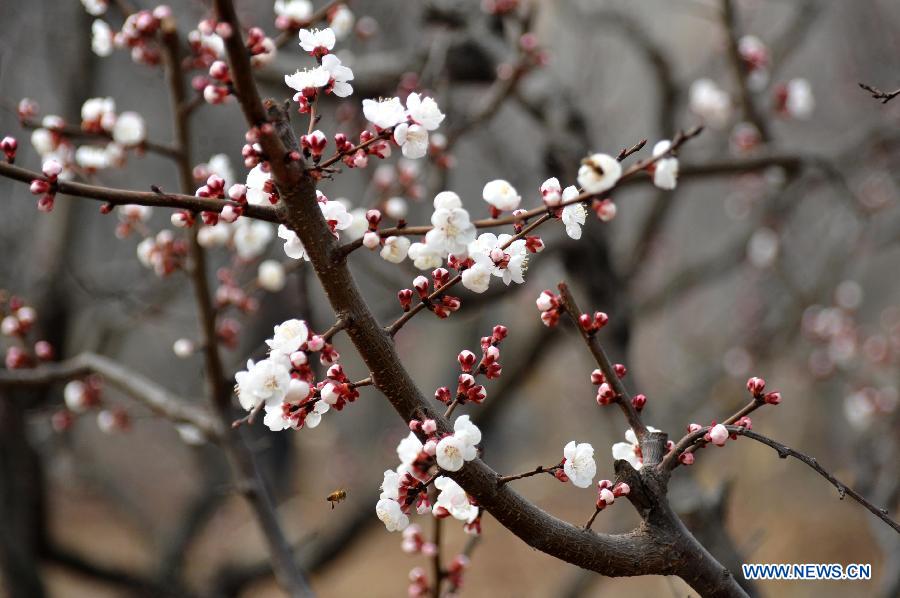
556;282;649;442
497;464;561;486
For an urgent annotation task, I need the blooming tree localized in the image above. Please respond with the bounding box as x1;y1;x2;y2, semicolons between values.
1;1;899;597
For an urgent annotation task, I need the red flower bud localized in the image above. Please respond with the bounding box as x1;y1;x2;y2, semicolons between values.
631;393;647;411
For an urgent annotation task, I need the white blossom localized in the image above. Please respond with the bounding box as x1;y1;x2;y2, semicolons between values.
577;153;621;194
786;78;814;119
651;140;679;190
380;469;402;500
298;28;335;54
435;435;467;471
384;197;408;220
611;426;662;470
284;65;331;94
233;220;274;260
322;53;354;97
81;97;116;126
405;92;445;130
408;242;444;270
380;235;410;263
75;145;111;170
362;97;406;129
453;414;482;449
424;191;475;256
343;208;369;240
689;79;732;127
258;260;286;292
172;339;194;358
266;318;309;356
234;357;292;411
198;224;231;248
207;153;234;186
92;19;114;57
112;111;146;146
329;5;355;39
468;233;527;286
561;202;586;239
81;0;107;16
274;0;312;22
64;380;88;413
393;123;429;159
562;441;596;488
432;476;478;523
376;498;409;532
175;423;206;445
397;432;424;465
246;165;272;205
482;179;521;212
461;262;492;293
541;177;562;206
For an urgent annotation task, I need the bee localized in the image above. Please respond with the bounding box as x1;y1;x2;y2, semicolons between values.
326;489;347;509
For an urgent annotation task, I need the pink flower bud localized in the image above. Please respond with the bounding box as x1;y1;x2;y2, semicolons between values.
29;179;50;195
457;350;477;372
34;340;54;361
408;419;421;431
590;369;605;385
492;324;508;341
709;423;729;446
398;289;413;311
631;393;647;411
687;423;702;434
421;419;437;434
535;290;556;312
679;451;695;465
763;391;781;405
306;335;325;352
413;275;429;297
596;383;615;406
366;209;382;226
614;364;627;378
578;313;593;332
593;311;609;329
362;231;380;249
434;386;451;404
746;376;766;397
612;482;630;497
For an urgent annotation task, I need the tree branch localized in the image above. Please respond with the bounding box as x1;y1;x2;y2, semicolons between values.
0;161;278;222
0;352;222;438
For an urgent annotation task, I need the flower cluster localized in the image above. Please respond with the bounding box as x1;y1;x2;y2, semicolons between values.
435;325;507;409
397;268;461;319
595;479;631;512
590;365;628;407
29;159;63;212
376;415;483;533
362;93;445;159
234;318;353;432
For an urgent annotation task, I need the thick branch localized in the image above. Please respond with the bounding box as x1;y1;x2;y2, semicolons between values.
0;352;222;438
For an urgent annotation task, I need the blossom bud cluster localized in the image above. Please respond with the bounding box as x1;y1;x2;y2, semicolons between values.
377;416;483;534
595;479;630;511
397;268;461;319
746;375;781;405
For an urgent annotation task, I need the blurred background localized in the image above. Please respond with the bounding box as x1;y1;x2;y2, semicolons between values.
1;0;900;596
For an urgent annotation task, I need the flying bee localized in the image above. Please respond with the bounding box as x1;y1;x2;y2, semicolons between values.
326;489;347;509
